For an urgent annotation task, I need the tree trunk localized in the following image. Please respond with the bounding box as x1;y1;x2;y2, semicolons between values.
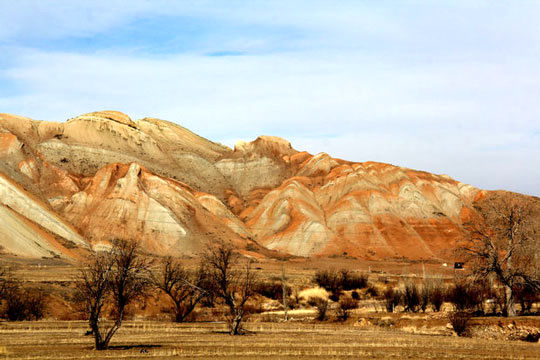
96;338;107;350
175;311;184;323
282;265;288;322
90;315;105;350
230;313;243;335
228;304;244;335
175;304;189;323
99;307;125;350
505;285;516;317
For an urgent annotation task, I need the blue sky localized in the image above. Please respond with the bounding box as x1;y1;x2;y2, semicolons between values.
0;1;539;196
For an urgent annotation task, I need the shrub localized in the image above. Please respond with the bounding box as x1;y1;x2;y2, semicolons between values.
298;287;329;304
313;269;342;301
313;269;369;301
429;279;445;312
447;282;466;311
3;289;27;321
448;311;472;336
402;281;420;312
288;290;300;310
383;287;401;313
254;281;290;300
308;297;329;321
0;267;46;321
1;288;46;321
525;333;540;343
0;266;13;300
342;271;368;290
418;277;446;312
25;290;46;320
366;284;379;298
447;281;485;313
419;283;432;312
337;296;358;321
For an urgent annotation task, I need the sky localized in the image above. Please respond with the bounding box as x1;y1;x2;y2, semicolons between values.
0;1;539;196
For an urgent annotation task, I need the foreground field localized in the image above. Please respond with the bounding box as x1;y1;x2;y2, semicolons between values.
1;257;539;359
0;320;538;359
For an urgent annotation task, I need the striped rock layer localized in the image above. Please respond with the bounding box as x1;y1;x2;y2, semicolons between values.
0;111;535;261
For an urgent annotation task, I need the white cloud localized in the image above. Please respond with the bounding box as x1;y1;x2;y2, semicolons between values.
0;1;539;196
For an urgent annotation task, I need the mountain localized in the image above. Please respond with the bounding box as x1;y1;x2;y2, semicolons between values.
0;111;536;261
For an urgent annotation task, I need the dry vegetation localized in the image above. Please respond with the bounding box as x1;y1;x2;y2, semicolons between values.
1;252;539;358
1;319;540;359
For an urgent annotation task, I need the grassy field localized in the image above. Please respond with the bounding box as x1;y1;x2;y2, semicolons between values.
1;255;459;283
1;256;539;359
0;320;539;359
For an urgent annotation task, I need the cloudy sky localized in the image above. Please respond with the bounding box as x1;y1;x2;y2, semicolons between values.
0;1;539;196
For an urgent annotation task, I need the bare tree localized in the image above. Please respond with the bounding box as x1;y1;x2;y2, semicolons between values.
202;241;257;335
151;256;206;322
77;240;149;350
78;250;113;349
461;193;540;317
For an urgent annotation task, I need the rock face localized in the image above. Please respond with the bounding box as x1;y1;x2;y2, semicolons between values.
0;111;537;260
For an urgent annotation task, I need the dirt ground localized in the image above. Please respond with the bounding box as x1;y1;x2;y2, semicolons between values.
0;320;539;359
1;254;459;284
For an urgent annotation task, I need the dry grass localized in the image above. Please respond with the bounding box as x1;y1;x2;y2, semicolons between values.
0;320;539;359
1;257;539;359
298;287;329;303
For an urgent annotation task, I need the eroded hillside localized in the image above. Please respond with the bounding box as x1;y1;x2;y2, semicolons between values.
0;111;536;261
